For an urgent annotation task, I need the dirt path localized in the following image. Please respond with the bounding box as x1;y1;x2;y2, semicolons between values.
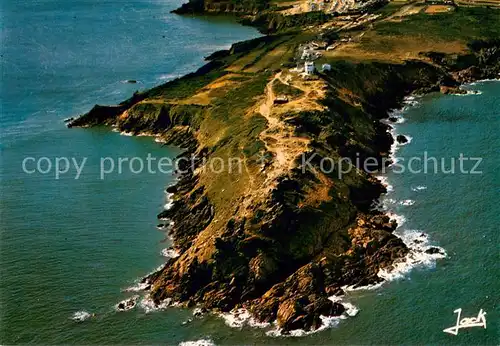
258;73;310;185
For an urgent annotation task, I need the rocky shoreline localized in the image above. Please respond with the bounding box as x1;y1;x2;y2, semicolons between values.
68;5;500;333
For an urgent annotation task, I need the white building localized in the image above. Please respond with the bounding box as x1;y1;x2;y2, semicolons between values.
322;63;331;71
304;61;315;75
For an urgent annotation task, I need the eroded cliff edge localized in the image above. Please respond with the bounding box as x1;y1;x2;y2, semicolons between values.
68;4;500;333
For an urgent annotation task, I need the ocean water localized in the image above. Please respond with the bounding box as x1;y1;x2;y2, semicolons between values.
0;0;260;344
1;1;499;345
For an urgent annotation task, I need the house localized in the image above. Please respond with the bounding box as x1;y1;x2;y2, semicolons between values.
304;61;315;75
274;95;289;104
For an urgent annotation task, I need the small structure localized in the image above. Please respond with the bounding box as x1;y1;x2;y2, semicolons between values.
322;63;331;72
304;61;315;75
274;95;289;104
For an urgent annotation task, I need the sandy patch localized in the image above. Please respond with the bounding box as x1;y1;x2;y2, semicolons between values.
425;5;454;13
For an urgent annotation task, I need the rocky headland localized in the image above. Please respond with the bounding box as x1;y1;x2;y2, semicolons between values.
68;1;500;333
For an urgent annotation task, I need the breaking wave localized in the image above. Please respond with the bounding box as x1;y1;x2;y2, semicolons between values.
161;247;180;258
265;296;359;337
219;308;270;329
70;310;92;322
411;185;427;192
368;95;447;286
179;339;215;346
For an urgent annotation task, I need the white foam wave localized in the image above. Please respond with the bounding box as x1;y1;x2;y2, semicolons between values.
139;295;176;313
193;307;205;317
343;281;384;291
265;316;341;337
153;262;166;272
375;100;447;284
115;295;140;311
411;185;427;191
265;297;358;337
164;192;175;210
158;73;182;81
378;229;446;281
456;89;483;96
375;175;393;193
387;212;406;228
219;308;270;329
124;281;150;292
179;339;215;346
70;310;92;322
470;78;500;84
161;248;180;258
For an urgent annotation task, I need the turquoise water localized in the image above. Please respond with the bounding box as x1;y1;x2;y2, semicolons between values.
1;0;499;344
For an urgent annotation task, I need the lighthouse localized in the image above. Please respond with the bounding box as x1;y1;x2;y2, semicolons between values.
304;61;315;75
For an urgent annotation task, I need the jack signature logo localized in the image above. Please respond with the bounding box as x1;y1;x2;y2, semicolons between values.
443;308;487;335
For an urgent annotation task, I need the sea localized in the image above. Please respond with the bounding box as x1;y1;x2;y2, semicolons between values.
1;0;498;344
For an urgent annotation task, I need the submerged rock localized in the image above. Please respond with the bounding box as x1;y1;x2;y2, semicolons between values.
396;135;408;144
425;247;444;255
440;85;466;95
116;296;139;311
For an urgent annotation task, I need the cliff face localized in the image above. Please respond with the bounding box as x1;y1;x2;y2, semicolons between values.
172;0;269;14
69;6;500;333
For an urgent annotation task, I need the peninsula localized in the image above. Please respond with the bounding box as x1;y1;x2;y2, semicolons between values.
69;0;500;333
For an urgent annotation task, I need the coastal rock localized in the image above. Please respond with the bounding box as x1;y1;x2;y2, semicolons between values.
452;66;483;84
116;295;139;311
440;85;466;95
425;247;444;255
396;135;408;144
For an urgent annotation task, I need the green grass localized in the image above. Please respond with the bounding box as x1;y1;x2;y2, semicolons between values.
374;7;500;41
272;79;304;98
144;68;227;100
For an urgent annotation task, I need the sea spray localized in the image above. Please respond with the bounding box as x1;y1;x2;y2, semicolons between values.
179;339;216;346
161;248;180;258
115;295;140;311
218;308;270;329
265;296;359;337
70;310;92;322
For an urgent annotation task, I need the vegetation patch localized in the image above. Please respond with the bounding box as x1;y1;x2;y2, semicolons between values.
272;78;304;99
